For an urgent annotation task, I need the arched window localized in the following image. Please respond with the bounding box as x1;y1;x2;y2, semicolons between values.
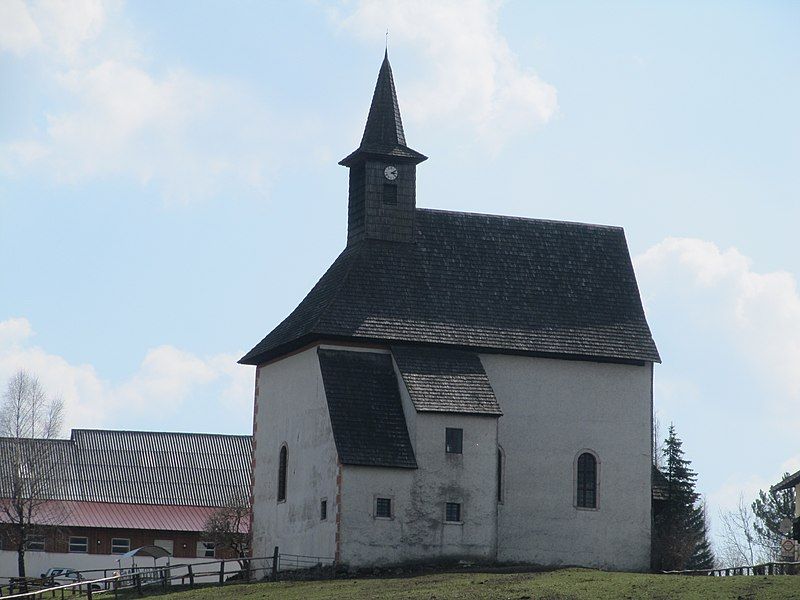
277;445;288;502
576;452;597;509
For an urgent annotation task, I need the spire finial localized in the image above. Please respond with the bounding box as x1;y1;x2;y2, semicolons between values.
385;29;389;57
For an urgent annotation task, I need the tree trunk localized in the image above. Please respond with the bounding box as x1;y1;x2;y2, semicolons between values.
17;541;26;581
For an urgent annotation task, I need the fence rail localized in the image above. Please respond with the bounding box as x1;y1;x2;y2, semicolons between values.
1;549;336;599
664;561;800;577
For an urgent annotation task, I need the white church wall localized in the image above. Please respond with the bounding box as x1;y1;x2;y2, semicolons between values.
250;346;338;569
339;411;498;566
481;354;653;571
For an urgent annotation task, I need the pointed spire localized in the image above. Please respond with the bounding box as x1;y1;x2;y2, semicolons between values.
340;53;426;167
360;52;406;148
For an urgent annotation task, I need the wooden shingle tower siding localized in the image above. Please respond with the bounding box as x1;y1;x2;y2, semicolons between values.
339;51;427;245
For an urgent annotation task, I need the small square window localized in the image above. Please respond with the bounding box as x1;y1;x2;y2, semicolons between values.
382;184;397;205
375;497;392;519
69;536;88;553
111;538;130;554
197;541;215;558
320;499;328;521
445;502;462;523
446;428;463;454
25;535;45;551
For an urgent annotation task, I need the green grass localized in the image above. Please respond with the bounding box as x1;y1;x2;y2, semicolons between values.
142;568;800;600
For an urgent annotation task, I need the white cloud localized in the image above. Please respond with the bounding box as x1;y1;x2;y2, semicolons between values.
333;0;558;149
636;237;800;398
0;317;252;433
0;0;276;203
0;0;42;56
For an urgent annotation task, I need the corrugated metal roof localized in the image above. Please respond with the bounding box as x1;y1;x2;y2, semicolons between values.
27;500;247;533
0;429;252;507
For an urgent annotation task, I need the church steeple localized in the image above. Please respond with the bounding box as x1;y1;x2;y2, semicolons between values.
340;52;427;167
341;53;426;245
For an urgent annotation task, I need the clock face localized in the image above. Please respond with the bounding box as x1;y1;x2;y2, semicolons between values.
384;165;398;181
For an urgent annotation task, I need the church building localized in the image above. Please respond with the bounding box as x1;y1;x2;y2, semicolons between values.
240;54;660;571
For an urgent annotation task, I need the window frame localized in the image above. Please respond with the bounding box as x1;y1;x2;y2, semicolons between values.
574;449;600;510
197;541;216;558
445;502;462;523
111;538;131;554
445;427;463;454
320;498;328;521
382;183;398;205
374;496;393;520
25;535;45;552
497;446;505;504
277;443;288;503
68;536;89;553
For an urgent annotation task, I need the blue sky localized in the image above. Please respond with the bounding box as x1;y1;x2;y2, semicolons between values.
1;0;799;537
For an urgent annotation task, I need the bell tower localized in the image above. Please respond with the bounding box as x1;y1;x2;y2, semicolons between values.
340;52;427;245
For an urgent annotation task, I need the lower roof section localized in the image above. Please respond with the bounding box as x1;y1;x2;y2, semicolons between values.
391;345;502;415
317;348;416;469
14;500;247;533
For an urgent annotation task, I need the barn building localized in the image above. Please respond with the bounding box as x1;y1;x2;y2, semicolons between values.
241;53;660;571
0;429;251;576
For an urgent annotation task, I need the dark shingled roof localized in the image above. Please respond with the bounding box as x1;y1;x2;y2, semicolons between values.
241;209;660;366
339;52;426;167
392;345;501;415
317;349;416;469
771;470;800;493
0;430;252;507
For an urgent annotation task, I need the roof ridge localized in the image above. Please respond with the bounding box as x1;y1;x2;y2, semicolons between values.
416;207;624;231
71;428;251;438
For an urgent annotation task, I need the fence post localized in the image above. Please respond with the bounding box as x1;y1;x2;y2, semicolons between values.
86;584;93;600
135;573;142;596
188;564;194;588
272;546;279;582
219;560;225;586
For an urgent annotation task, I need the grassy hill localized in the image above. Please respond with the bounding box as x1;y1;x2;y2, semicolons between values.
143;568;800;600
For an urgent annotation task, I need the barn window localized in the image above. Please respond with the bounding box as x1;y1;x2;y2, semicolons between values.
445;502;462;523
576;452;598;509
25;535;45;551
375;497;392;519
445;428;463;454
197;541;216;558
320;499;328;521
111;538;130;554
69;536;88;553
277;444;288;502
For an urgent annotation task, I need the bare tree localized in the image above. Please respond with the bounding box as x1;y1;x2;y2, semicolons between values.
717;495;769;567
0;370;65;580
203;492;251;570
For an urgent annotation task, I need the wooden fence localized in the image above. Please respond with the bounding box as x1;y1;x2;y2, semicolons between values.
664;561;800;576
0;548;336;599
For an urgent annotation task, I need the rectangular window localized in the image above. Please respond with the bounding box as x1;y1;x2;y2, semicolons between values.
25;535;45;551
320;499;328;521
111;538;130;554
382;184;397;205
196;541;215;558
69;536;88;553
375;497;392;519
445;502;462;523
445;428;463;454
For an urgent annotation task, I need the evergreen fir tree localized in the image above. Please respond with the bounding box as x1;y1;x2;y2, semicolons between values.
686;501;715;569
652;424;715;571
752;477;795;559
